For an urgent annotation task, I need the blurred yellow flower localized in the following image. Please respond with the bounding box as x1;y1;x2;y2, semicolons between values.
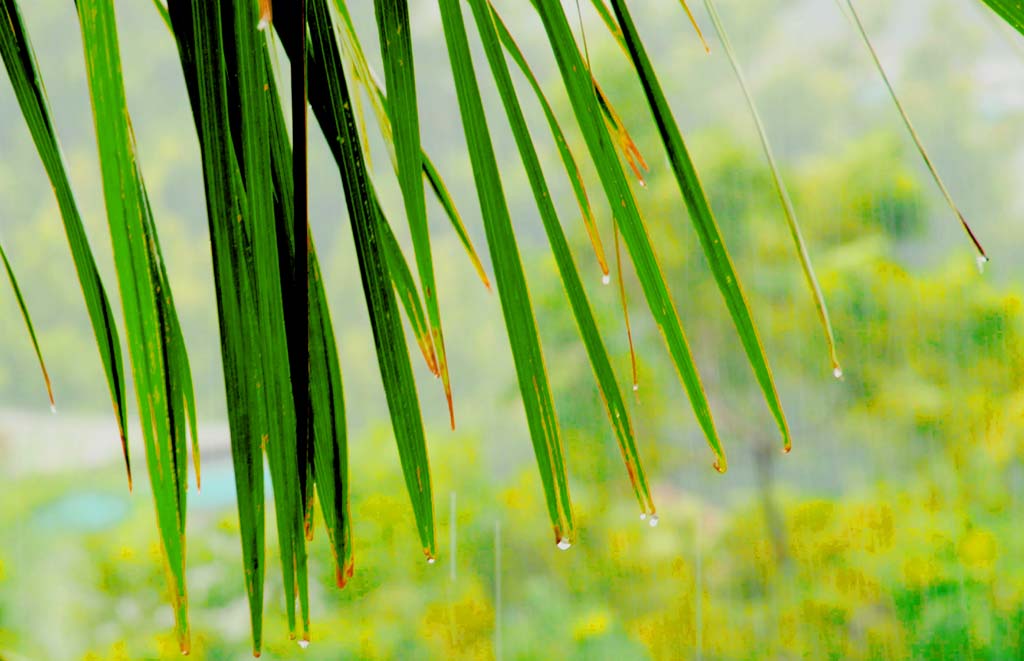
959;529;998;571
573;609;610;640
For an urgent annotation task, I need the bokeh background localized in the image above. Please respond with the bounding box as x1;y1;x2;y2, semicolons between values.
2;0;1024;658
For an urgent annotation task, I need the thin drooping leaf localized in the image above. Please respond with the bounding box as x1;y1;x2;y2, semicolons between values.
440;0;575;543
704;0;840;376
373;0;456;428
75;0;198;651
0;240;54;409
488;3;609;278
593;76;650;186
556;3;652;187
324;24;442;371
421;152;492;290
279;0;437;560
612;223;639;393
151;0;172;32
468;0;653;515
588;0;708;54
840;0;988;261
606;0;792;453
532;0;728;471
335;0;492;291
980;0;1024;36
378;194;440;376
0;0;130;486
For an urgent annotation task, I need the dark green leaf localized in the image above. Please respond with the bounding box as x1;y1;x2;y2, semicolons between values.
280;0;437;560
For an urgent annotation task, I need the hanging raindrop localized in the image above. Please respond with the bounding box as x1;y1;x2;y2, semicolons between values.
648;514;660;528
556;538;572;550
977;255;988;274
632;383;640;392
640;512;647;521
427;556;437;565
298;640;310;649
833;366;843;379
602;273;611;285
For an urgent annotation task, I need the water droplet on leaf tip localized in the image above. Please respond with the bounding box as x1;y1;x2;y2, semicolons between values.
601;274;611;285
977;255;988;273
833;366;843;379
557;538;572;550
638;179;647;188
632;383;639;392
427;556;436;564
50;404;57;414
640;512;647;520
298;640;310;649
648;514;659;528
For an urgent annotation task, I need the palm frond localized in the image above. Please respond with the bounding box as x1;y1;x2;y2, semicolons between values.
605;0;792;454
75;0;198;650
488;3;609;278
439;0;575;546
373;0;456;428
335;0;492;291
3;0;1015;652
0;0;131;486
468;0;654;517
532;0;728;471
286;0;438;563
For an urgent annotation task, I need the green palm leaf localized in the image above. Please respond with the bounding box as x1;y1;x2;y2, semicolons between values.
488;3;609;278
440;0;575;545
467;0;654;516
373;0;456;427
605;0;791;453
335;0;492;292
0;0;130;485
231;0;310;642
281;0;437;561
533;0;728;471
75;0;199;651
